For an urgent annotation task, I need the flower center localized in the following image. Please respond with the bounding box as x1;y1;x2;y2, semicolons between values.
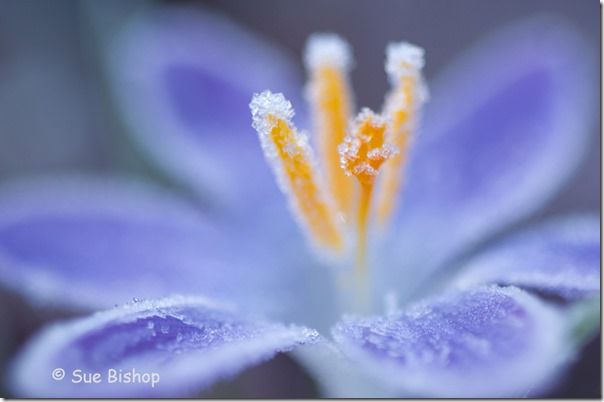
250;34;426;311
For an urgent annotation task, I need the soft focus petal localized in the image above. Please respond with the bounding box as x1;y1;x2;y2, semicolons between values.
293;342;394;398
97;4;347;329
453;215;600;300
332;286;570;397
104;4;305;213
381;17;596;297
0;176;300;316
10;295;318;397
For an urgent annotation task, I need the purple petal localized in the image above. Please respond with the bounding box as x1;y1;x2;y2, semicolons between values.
332;286;570;397
99;7;341;329
10;295;318;397
105;5;305;212
383;17;596;295
453;215;600;300
0;176;296;315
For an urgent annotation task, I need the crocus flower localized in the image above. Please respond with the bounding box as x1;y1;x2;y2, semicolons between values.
0;5;599;398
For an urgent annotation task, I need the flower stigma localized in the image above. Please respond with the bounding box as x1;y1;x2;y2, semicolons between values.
339;109;398;294
250;35;426;312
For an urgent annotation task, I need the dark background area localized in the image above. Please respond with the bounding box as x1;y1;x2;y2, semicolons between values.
0;0;600;397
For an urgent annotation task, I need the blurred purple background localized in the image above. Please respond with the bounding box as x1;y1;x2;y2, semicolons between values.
0;0;599;397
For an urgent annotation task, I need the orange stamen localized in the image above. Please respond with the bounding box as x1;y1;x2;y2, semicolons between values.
376;42;427;227
250;91;345;253
305;34;355;219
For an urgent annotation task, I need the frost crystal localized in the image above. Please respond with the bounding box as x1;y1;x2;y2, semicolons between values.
249;91;344;253
304;33;353;71
385;41;429;103
339;108;398;183
385;42;425;79
249;90;301;190
250;90;295;134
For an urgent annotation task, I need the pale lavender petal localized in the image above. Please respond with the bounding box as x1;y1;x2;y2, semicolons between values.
382;17;596;296
332;286;570;397
453;215;600;300
104;5;305;212
101;4;338;327
10;295;318;397
0;176;296;316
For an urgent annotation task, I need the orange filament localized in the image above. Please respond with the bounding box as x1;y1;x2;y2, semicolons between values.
250;90;345;253
376;76;415;225
376;47;426;227
267;114;345;252
306;40;355;219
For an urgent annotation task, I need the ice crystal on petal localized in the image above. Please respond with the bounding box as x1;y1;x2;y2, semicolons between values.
11;295;319;397
332;287;567;396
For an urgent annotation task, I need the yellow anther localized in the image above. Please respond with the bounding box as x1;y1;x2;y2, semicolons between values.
305;34;355;219
376;42;427;226
250;91;345;253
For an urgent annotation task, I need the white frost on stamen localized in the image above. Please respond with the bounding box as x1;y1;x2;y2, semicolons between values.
250;91;300;193
385;42;430;126
353;108;389;130
250;91;344;256
304;33;353;71
367;144;399;161
385;42;429;103
338;137;359;161
352;162;378;177
339;108;398;177
250;90;295;134
385;41;425;79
